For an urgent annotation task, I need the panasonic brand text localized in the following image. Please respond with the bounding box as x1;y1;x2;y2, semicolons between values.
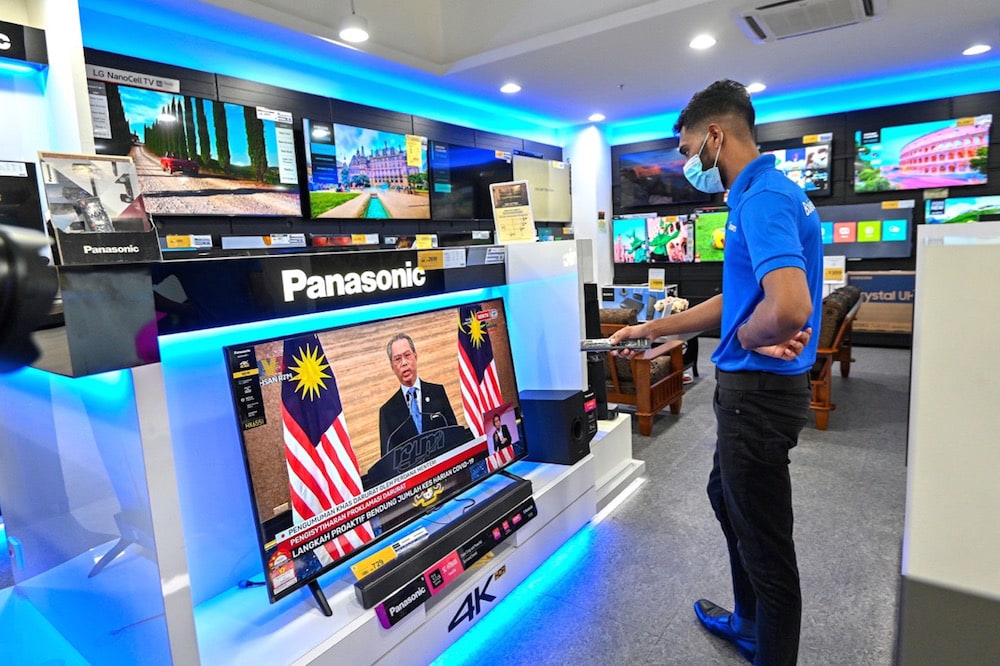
281;262;426;302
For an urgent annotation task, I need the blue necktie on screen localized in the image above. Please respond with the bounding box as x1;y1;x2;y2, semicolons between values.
409;387;421;434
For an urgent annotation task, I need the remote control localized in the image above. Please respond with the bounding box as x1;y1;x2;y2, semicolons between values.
580;337;651;352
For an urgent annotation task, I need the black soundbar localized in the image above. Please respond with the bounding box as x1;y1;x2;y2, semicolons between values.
354;475;533;609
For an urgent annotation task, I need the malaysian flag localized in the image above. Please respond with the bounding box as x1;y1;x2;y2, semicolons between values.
458;305;503;436
281;333;373;565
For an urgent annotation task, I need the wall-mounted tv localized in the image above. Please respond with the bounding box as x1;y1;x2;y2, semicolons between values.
759;132;832;197
925;195;1000;224
854;115;992;193
223;296;526;603
91;82;301;216
428;141;513;221
612;137;711;214
816;200;914;260
647;214;693;263
612;214;650;263
511;154;572;223
304;120;429;219
692;207;729;263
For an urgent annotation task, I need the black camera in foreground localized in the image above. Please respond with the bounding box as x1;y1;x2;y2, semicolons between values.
0;224;58;373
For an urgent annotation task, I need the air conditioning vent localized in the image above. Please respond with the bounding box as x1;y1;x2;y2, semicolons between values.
736;0;884;43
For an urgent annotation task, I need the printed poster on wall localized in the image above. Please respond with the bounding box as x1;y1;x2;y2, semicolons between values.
490;180;536;243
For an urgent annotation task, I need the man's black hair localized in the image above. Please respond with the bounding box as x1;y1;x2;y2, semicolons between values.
673;79;755;135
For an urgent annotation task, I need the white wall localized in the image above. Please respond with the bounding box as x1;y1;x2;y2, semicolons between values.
565;124;612;286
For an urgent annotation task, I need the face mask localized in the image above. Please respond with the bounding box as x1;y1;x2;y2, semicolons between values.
684;131;725;193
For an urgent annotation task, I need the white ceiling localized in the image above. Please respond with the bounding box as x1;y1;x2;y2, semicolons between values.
136;0;1000;127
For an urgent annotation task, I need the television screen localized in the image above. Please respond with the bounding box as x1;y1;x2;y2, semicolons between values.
611;214;650;263
924;195;1000;224
223;296;526;603
647;214;693;263
304;121;429;219
613;138;711;213
91;82;301;216
760;132;832;196
854;115;992;192
511;154;572;223
428;141;513;221
692;207;729;263
817;201;914;260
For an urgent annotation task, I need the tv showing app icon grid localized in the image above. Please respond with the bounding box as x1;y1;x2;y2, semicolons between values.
822;219;907;244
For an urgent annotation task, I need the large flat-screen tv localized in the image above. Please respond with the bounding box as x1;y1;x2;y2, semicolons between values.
428;141;513;221
304;120;429;219
854;115;992;192
612;214;650;263
223;296;526;603
511;154;572;223
692;207;729;263
925;195;1000;223
91;82;301;216
759;132;832;197
612;138;711;214
817;201;914;260
647;214;693;263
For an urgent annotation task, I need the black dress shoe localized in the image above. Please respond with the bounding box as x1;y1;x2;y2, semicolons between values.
693;598;756;662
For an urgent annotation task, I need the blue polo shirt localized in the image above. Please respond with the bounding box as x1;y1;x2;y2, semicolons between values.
711;154;823;375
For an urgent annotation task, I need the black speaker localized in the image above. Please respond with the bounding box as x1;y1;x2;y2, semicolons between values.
583;283;610;420
520;389;594;465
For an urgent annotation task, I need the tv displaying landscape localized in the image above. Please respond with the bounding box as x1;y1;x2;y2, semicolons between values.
924;195;1000;224
304;120;429;219
612;214;650;263
223;296;526;603
816;201;914;260
511;154;572;222
854;115;992;192
692;207;729;263
613;137;711;214
91;82;301;216
428;141;513;221
760;132;832;196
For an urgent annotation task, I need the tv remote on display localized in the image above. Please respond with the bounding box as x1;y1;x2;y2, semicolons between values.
579;338;651;352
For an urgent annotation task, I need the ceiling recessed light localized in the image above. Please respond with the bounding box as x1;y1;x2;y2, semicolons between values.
689;34;716;50
339;0;369;43
963;44;991;56
588;113;606;123
500;82;521;94
745;82;767;94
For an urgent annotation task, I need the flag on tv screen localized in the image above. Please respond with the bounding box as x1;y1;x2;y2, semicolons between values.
458;305;503;436
281;333;373;562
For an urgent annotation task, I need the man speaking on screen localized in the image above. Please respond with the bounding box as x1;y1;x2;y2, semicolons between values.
379;332;458;457
610;79;822;665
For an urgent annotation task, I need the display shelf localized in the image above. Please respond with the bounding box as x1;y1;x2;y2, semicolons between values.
590;413;644;511
193;457;595;665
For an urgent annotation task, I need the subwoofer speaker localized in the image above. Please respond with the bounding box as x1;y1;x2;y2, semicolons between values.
520;389;594;465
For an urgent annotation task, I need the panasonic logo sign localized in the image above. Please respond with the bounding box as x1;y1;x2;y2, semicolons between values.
281;262;427;302
83;244;141;254
388;586;427;618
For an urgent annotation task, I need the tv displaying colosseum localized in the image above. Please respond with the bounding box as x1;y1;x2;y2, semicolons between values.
854;114;991;193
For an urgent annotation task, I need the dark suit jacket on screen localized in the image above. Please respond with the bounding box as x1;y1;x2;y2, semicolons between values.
379;381;458;457
492;424;512;450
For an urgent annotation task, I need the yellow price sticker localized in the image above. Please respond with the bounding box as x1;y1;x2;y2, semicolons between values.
414;234;436;249
405;135;424;168
881;200;901;210
824;267;845;281
955;117;974;127
351;234;369;244
350;545;397;581
166;234;193;249
418;250;444;270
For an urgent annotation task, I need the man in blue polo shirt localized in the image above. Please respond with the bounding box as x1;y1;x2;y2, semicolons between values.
610;79;823;665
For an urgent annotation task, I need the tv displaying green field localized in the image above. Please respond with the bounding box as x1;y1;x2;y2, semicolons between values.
693;208;728;263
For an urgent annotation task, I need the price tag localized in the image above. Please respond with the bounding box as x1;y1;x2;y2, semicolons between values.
418;250;444;270
351;545;398;581
166;234;194;249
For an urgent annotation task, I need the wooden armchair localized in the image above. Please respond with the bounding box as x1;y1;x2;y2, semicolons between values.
810;286;862;430
599;309;685;435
